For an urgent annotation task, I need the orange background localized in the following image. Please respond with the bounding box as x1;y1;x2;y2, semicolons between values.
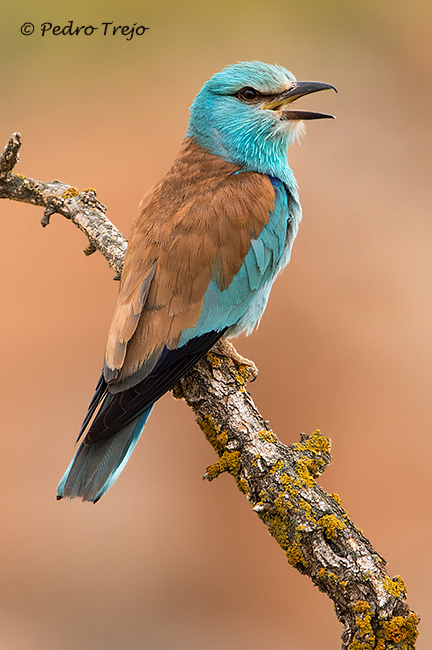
1;1;431;648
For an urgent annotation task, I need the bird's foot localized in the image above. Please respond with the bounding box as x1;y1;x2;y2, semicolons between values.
211;338;258;381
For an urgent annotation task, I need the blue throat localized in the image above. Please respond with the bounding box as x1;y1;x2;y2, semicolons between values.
186;107;298;193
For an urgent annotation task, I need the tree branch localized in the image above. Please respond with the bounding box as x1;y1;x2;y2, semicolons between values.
0;133;419;650
0;133;127;278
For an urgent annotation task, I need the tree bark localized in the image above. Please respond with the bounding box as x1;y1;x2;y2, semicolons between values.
0;133;419;650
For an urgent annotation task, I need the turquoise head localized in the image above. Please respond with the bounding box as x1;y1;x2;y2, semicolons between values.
187;61;335;180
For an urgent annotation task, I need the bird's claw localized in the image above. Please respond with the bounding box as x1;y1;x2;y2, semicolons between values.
212;338;258;382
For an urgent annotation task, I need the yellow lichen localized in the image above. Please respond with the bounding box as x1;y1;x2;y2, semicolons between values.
197;415;248;495
265;494;292;551
276;469;310;502
380;613;419;649
286;539;307;569
296;458;316;486
233;364;254;385
292;429;330;456
237;478;249;494
262;492;311;570
251;454;262;467
330;493;343;507
258;429;276;444
268;514;290;549
272;493;287;515
348;601;376;650
318;568;347;591
266;495;288;545
196;414;228;455
270;459;284;474
327;571;339;585
349;603;419;650
318;513;345;540
206;351;221;368
280;472;294;488
354;601;371;613
206;450;240;481
62;187;80;200
291;430;331;485
14;173;25;180
83;187;96;193
382;575;407;599
299;499;316;524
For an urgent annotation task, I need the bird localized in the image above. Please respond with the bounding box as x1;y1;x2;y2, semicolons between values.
57;60;336;503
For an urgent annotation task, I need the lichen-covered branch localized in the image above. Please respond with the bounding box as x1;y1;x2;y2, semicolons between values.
0;133;419;649
175;359;419;650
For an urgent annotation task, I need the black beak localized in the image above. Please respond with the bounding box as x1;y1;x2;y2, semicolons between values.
262;81;337;120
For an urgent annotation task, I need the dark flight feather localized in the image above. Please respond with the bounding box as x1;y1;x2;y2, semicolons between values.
82;329;227;445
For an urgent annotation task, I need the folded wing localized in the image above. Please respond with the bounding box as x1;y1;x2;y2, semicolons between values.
82;137;277;445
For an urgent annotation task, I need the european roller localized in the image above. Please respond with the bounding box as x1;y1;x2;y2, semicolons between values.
57;61;336;503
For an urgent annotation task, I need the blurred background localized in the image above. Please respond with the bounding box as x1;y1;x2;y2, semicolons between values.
0;0;431;648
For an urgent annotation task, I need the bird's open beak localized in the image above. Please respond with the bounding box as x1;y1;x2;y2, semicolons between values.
261;81;337;120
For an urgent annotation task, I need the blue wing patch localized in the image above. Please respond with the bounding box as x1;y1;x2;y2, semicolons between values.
178;174;297;343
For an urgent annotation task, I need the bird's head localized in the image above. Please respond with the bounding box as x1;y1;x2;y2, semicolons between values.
187;61;336;176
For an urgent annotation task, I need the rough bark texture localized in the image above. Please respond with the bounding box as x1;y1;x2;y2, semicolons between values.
0;133;419;650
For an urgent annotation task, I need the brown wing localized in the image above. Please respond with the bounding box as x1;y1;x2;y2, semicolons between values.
104;137;275;392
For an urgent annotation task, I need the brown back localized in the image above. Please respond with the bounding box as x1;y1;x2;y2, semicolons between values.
105;137;275;390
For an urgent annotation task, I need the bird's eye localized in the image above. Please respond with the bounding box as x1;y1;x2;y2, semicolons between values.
237;87;259;102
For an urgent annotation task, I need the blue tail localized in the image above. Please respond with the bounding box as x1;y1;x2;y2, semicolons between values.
57;406;153;503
